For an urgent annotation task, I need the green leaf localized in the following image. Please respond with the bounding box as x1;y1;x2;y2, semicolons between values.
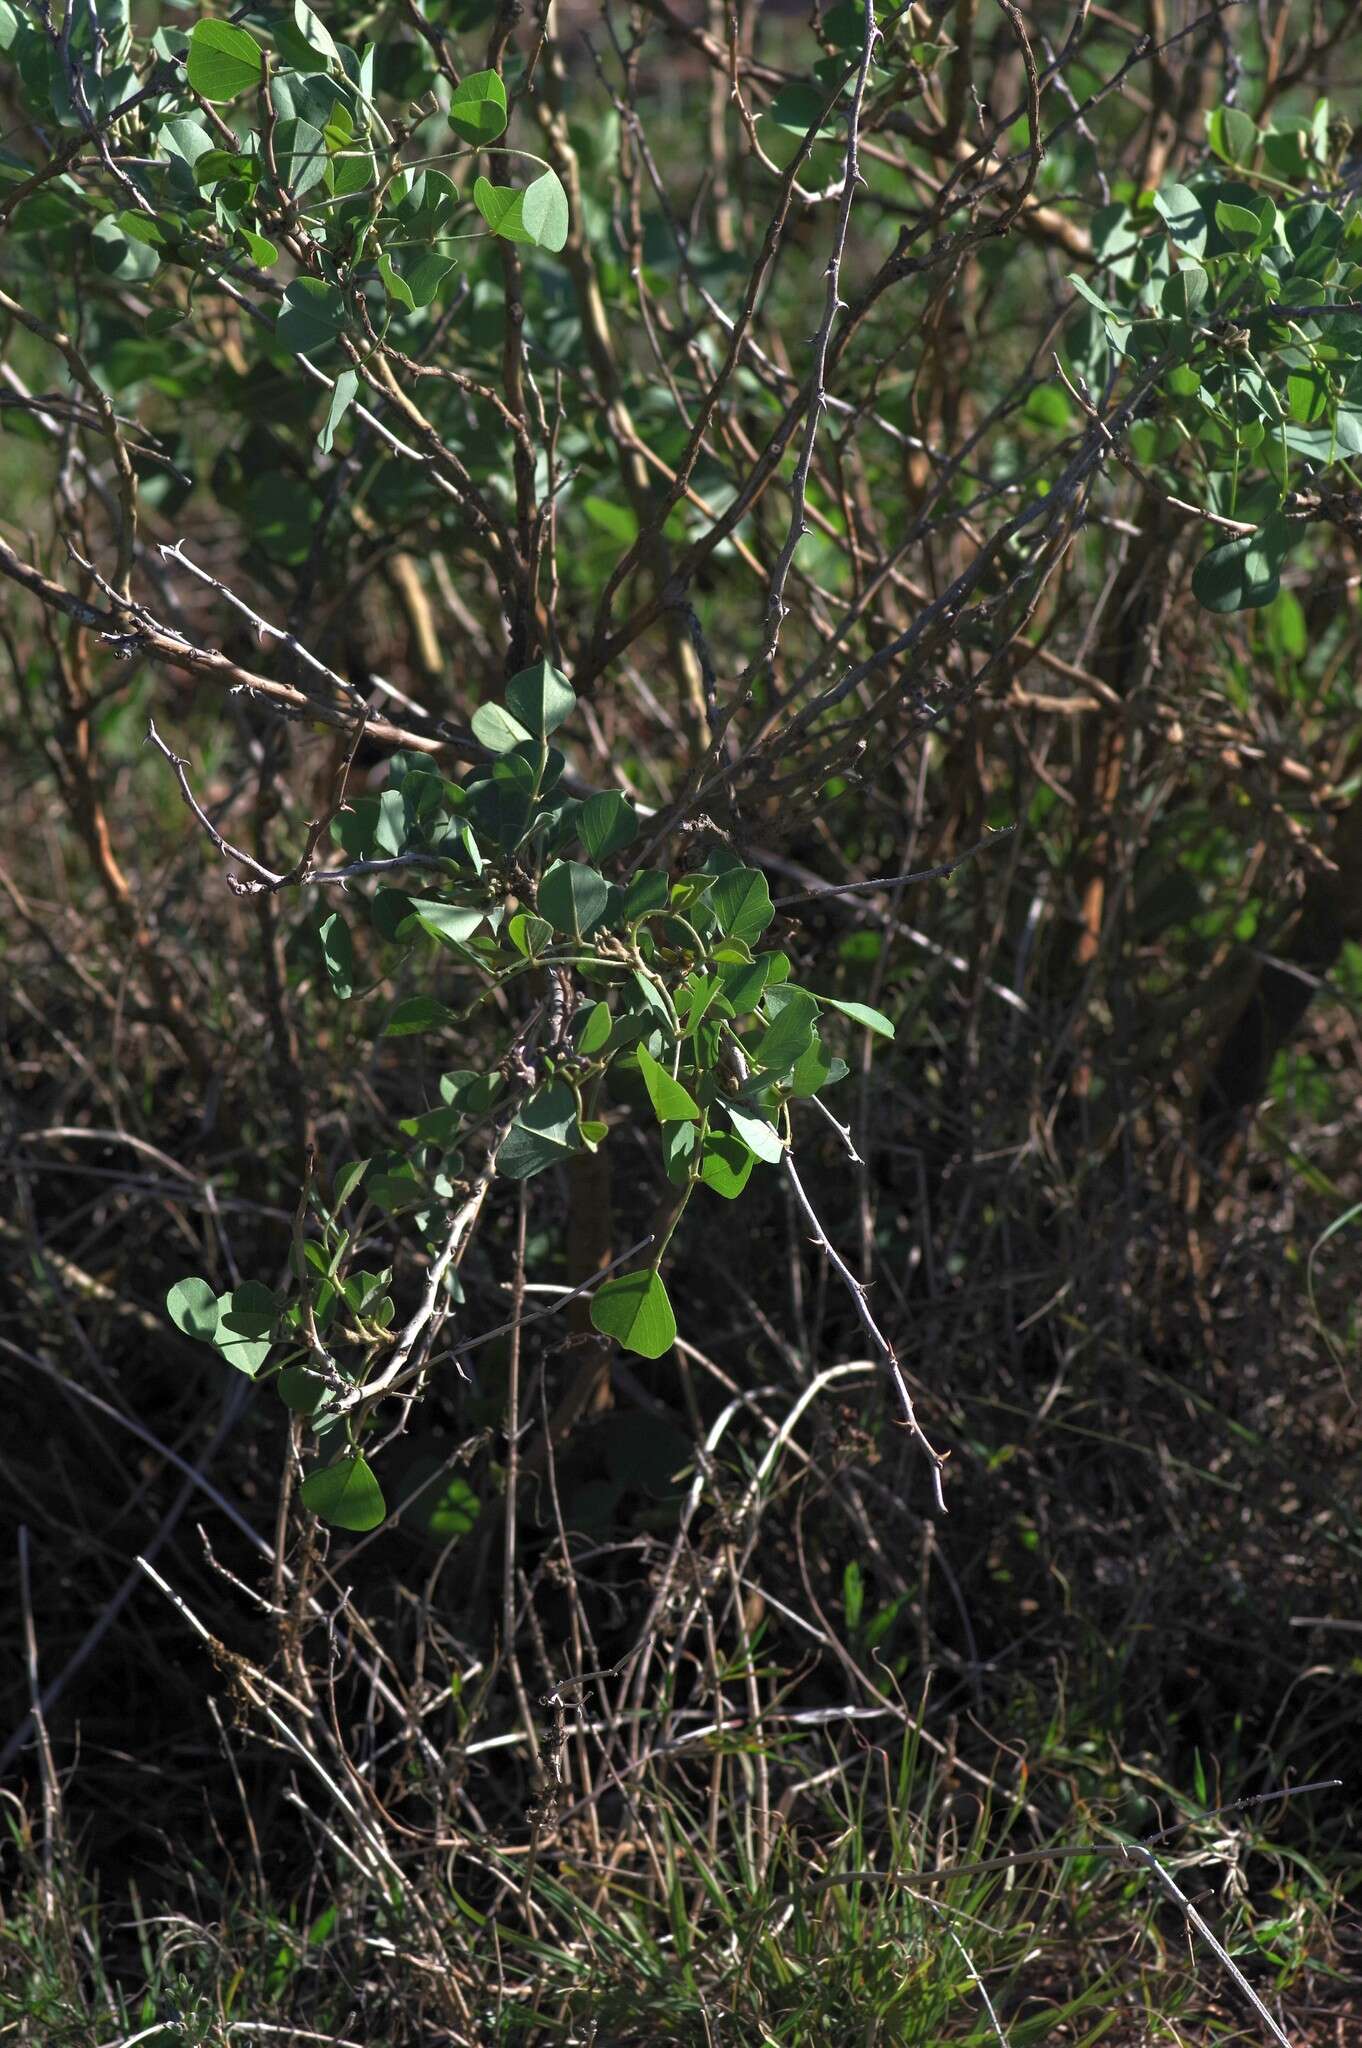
399;1464;480;1539
470;701;533;753
636;1044;700;1123
578;790;638;861
384;994;457;1036
681;972;720;1037
378;248;416;311
277;277;345;356
213;1280;277;1377
698;1131;755;1200
790;1033;848;1098
274;116;329;198
520;168;569;253
318;910;353;998
276;1367;328;1415
499;1081;581;1180
1207;104;1257;167
727;1106;784;1163
752;990;818;1073
539;860;609;940
1161;264;1207;319
578;1000;613;1055
1153;181;1207;257
405;900;485;953
333;1158;368;1207
662;1118;698;1182
505;659;575;736
186;17;262;102
824;1;874;51
590;1269;676;1359
716;954;771;1017
474;176;528;241
318;369;358;452
508;910;554;956
768;82;838;138
1067;272;1115;320
1215;199;1265;246
400;250;456;308
1191;513;1293;613
240;227;278;267
287;0;339;70
708;866;774;945
448;68;507;145
302;1452;387;1532
623;869;669;921
194;146;250;190
819;994;896;1038
166;1276;219;1343
91;214;159;281
441;1069;503;1113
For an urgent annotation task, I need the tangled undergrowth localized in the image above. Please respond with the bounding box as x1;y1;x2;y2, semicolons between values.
3;1;1362;2042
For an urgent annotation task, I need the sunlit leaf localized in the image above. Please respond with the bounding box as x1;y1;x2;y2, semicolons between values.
590;1269;676;1359
302;1453;386;1531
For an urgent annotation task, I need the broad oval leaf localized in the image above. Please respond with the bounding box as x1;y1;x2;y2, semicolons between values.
751;989;818;1074
505;659;576;735
520;168;569;253
623;869;669;921
539;860;609;940
277;1367;328;1415
590;1269;676;1360
499;1080;581;1180
448;69;508;145
471;700;533;754
186;18;262;102
708;866;774;945
166;1276;220;1344
1207;104;1257;168
508;910;554;956
1153;181;1207;257
727;1105;785;1163
474;175;528;242
302;1452;387;1531
578;790;638;861
378;249;415;311
1191;513;1292;613
578;1000;613;1055
403;900;485;954
699;1132;756;1200
276;278;345;357
214;1280;278;1377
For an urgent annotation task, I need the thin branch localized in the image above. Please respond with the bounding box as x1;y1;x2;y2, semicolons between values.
774;828;1016;908
783;1152;948;1512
